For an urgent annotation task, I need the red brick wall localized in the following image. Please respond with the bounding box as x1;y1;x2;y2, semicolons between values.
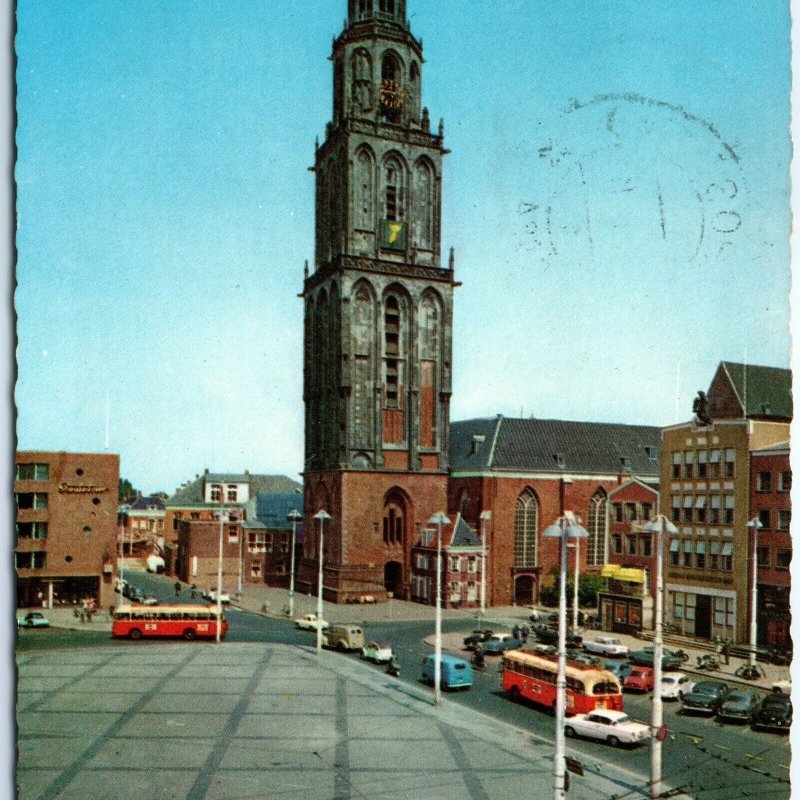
750;450;791;588
15;451;120;607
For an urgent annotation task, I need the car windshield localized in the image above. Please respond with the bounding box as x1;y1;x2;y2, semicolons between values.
727;692;751;703
613;715;630;725
694;683;721;695
662;676;676;684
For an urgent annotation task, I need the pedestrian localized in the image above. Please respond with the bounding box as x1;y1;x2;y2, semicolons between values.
722;640;730;665
513;624;521;640
174;581;182;597
190;584;197;599
521;624;530;642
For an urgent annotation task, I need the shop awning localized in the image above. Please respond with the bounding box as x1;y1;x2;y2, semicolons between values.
600;564;645;583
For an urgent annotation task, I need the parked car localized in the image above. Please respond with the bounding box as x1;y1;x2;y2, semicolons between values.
564;709;649;747
294;613;330;631
751;693;792;732
203;587;231;604
421;654;473;690
624;666;654;693
534;624;583;647
629;646;683;670
584;637;629;658
463;629;495;650
136;595;159;606
660;672;694;701
361;640;393;664
717;690;762;723
604;660;634;682
568;650;602;667
681;680;730;715
484;637;525;655
17;611;50;629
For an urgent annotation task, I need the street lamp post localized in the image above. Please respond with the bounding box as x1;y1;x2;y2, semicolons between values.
313;510;331;654
237;520;244;598
543;512;588;800
429;511;451;707
287;509;303;619
747;517;763;667
642;514;678;800
567;537;580;630
479;510;492;616
216;497;225;644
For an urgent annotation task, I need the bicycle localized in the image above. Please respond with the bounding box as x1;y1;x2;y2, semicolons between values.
735;663;765;680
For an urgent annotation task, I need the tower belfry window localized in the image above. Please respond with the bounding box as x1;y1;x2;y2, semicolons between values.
386;168;398;221
384;297;400;408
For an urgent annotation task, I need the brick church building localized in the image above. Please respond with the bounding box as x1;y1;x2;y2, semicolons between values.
298;0;453;602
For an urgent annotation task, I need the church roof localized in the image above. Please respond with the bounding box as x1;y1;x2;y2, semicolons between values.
449;416;660;477
717;362;792;420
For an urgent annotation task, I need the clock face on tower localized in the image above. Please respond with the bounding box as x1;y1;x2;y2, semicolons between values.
380;79;405;110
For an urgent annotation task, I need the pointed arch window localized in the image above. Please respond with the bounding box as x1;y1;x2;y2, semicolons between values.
384;296;400;408
514;489;539;567
383;496;404;546
587;490;608;566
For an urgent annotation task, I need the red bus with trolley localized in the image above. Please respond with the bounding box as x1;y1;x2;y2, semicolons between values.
112;604;228;641
502;650;622;714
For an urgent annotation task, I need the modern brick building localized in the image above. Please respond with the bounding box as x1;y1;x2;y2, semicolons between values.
749;440;791;647
660;362;791;644
447;417;661;607
409;513;483;609
299;0;453;603
15;451;120;609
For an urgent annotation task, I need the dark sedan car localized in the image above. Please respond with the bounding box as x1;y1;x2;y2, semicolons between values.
717;690;761;723
534;625;582;647
681;680;730;715
629;646;683;670
751;693;792;732
483;637;525;655
463;630;495;650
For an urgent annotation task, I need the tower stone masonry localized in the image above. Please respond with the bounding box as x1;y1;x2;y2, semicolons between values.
299;0;455;602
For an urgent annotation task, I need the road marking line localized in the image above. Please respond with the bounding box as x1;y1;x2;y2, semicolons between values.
714;744;730;751
779;764;790;771
744;754;764;761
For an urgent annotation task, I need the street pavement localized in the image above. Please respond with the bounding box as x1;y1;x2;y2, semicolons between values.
18;641;656;800
30;571;790;693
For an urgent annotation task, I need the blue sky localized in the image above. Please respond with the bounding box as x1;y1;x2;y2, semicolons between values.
15;1;792;494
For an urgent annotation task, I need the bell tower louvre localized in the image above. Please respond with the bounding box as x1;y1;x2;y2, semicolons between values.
298;0;455;602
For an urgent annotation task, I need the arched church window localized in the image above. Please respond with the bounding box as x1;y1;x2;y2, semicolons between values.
355;148;374;230
384;296;400;408
379;0;396;16
586;490;607;566
413;159;434;249
514;489;539;567
380;53;403;123
383;497;404;546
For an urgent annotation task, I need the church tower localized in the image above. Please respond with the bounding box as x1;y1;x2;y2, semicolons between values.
300;0;454;602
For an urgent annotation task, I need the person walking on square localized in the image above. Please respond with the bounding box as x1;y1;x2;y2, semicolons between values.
174;581;182;597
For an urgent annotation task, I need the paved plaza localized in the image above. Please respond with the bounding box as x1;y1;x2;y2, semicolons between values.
17;642;652;800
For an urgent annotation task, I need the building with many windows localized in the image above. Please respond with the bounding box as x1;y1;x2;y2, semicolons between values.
409;513;482;608
750;440;791;647
660;362;791;644
447;417;661;607
15;451;119;609
163;470;301;573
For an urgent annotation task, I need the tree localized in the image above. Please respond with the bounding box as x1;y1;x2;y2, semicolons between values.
118;478;140;503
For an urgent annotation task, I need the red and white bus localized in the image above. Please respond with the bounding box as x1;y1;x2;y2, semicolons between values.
502;650;622;715
112;604;228;641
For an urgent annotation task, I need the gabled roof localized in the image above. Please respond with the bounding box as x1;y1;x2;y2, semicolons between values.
417;513;480;549
128;495;166;512
718;362;792;420
450;416;660;476
255;492;305;531
167;473;302;507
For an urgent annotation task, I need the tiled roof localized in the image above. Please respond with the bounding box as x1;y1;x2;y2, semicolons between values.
255;492;305;531
128;496;166;511
719;362;792;420
167;473;302;508
450;416;660;476
418;513;480;549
